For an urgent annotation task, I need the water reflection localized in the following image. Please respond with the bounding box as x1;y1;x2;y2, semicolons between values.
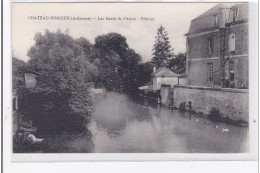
89;92;249;153
41;128;94;153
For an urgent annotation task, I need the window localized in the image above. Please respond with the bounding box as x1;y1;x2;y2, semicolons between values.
213;15;218;26
229;60;235;72
229;72;235;88
231;8;238;22
228;34;236;52
208;37;214;55
207;63;213;82
242;30;248;51
229;60;235;88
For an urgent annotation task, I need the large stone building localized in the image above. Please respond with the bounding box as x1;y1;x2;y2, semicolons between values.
186;3;248;88
173;3;249;124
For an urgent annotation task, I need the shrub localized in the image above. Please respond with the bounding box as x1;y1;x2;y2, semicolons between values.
19;30;96;134
179;102;186;111
208;108;222;120
18;86;92;135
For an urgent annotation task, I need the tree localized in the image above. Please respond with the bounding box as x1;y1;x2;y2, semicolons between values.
151;26;174;68
21;30;97;133
167;52;186;74
94;33;142;93
135;62;153;87
12;57;26;89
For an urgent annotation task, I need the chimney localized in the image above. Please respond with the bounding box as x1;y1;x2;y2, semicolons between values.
219;8;231;28
153;66;156;72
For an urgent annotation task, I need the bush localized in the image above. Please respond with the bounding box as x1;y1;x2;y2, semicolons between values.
18;87;92;135
147;90;160;98
179;102;186;111
208;108;222;120
19;30;96;134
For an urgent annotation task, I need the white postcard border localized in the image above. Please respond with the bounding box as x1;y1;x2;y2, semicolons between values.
3;0;259;165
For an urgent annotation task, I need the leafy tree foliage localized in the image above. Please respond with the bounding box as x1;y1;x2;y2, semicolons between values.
135;62;153;88
151;26;174;68
15;30;150;134
12;57;26;89
167;53;186;74
20;30;97;133
94;33;142;93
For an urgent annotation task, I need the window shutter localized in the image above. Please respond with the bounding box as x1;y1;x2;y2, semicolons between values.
229;34;235;52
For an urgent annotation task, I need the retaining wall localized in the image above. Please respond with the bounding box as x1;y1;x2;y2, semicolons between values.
173;85;249;123
160;85;173;106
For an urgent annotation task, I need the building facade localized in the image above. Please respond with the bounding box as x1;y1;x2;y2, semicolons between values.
186;3;248;88
151;67;186;90
172;3;249;124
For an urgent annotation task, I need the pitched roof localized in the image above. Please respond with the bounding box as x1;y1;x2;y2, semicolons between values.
230;3;248;21
152;67;183;78
192;3;233;21
138;86;149;90
151;67;164;76
144;81;153;86
187;3;248;35
23;68;41;76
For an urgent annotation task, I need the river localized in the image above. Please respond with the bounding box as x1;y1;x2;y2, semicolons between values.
88;92;248;153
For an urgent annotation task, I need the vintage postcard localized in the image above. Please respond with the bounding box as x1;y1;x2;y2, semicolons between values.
8;1;258;162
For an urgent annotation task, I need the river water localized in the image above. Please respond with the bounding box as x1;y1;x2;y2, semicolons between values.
88;92;248;153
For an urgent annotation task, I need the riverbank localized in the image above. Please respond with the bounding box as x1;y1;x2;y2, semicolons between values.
13;129;93;153
173;85;249;126
137;89;248;127
13;92;248;153
89;92;248;153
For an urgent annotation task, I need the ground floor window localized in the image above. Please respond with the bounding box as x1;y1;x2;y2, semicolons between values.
224;59;236;88
229;59;235;72
207;63;213;82
229;59;235;88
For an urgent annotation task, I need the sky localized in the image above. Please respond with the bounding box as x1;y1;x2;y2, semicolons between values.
12;3;217;62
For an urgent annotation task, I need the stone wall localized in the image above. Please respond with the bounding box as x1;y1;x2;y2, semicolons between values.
224;22;248;56
188;57;222;87
160;85;173;106
186;21;248;89
187;31;220;59
186;30;223;88
173;85;249;123
153;77;178;91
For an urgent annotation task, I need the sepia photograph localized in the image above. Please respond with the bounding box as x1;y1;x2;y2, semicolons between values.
10;2;254;157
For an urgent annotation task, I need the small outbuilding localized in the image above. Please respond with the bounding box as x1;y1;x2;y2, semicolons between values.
151;67;186;91
24;69;40;89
